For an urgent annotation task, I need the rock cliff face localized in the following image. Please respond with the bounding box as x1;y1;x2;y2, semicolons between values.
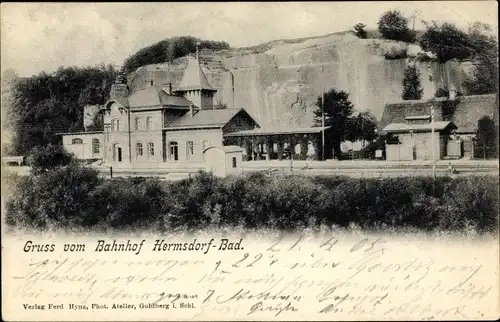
127;33;470;130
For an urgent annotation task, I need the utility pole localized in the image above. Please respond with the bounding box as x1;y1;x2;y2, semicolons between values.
322;92;325;161
431;105;436;180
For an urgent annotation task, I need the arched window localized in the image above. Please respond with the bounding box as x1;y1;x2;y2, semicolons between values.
116;119;121;131
72;138;83;144
110;119;115;132
136;142;143;157
92;138;100;154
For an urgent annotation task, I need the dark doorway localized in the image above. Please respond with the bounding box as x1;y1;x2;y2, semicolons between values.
118;147;122;162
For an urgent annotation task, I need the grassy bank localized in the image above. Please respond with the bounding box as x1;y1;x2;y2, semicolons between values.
3;164;498;233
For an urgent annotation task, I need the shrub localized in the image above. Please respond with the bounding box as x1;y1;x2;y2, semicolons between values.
384;47;408;60
5;169;498;234
27;143;76;175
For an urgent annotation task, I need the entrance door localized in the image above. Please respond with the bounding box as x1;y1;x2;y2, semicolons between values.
113;144;122;162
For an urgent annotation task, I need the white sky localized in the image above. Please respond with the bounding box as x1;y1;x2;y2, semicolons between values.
1;2;498;77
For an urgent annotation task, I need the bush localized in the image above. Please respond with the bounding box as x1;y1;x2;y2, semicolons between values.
27;143;76;175
384;47;408;60
5;163;102;230
4;169;499;234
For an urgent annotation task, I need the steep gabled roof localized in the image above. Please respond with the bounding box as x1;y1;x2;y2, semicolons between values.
165;108;257;130
174;57;216;92
127;86;191;109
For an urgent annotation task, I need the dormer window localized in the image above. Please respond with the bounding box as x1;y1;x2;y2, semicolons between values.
405;115;431;125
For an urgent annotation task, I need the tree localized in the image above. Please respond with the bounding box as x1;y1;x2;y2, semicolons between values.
313;89;356;160
26;143;77;175
462;22;498;95
420;22;473;63
402;64;423;100
8;65;118;155
353;111;378;146
378;10;416;42
474;116;497;159
353;23;368;39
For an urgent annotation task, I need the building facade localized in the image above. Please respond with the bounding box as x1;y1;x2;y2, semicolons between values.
61;57;260;168
380;94;497;161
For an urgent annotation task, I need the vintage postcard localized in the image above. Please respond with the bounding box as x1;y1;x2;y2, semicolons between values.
1;2;499;321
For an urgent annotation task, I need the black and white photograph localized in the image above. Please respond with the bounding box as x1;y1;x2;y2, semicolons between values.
1;2;498;321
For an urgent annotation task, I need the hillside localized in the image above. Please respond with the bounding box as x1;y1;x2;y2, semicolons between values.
126;32;470;130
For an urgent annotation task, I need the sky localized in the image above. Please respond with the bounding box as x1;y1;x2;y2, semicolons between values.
1;2;498;77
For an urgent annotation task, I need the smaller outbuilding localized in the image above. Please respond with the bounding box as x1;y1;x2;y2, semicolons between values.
203;145;243;177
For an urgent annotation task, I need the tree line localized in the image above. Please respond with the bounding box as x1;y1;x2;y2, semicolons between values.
122;36;230;74
2;64;118;156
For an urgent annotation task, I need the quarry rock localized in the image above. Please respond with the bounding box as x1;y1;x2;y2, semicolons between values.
126;34;470;129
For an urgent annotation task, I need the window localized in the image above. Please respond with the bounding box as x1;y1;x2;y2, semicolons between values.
186;141;194;160
148;142;154;156
135;117;140;131
146;117;153;130
92;138;100;154
136;143;143;157
232;157;237;168
169;141;178;161
72;138;83;144
116;120;121;131
110;119;115;132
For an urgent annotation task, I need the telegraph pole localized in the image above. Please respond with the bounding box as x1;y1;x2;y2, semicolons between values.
431;105;436;180
322;92;325;161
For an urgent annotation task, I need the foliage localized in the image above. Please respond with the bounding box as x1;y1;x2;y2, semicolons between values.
122;36;230;73
5;170;498;234
462;22;499;95
474;116;498;159
402;64;423;100
384;47;408;60
312;89;352;159
26;143;77;175
5;64;118;156
353;23;368;39
419;21;474;63
351;111;379;143
313;89;378;159
5;162;102;230
439;96;461;121
420;20;498;94
377;10;416;42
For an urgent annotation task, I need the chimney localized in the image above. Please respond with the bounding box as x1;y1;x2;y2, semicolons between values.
449;88;456;100
169;82;172;95
110;73;128;99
